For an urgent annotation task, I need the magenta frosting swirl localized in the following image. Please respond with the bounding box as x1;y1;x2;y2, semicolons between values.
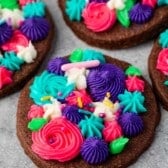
32;118;83;162
20;17;50;42
87;64;125;101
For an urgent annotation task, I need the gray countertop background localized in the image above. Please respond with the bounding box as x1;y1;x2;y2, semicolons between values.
1;0;168;168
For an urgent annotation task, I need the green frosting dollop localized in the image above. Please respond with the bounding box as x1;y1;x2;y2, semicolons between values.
118;90;147;113
109;137;129;154
117;0;135;27
82;49;106;63
69;48;83;62
0;0;19;9
0;52;24;71
158;0;168;6
65;0;86;21
23;1;46;18
30;71;75;105
78;115;104;138
125;66;142;76
159;29;168;48
28;118;48;131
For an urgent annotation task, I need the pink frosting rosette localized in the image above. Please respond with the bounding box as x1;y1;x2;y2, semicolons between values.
32;118;83;162
156;48;168;75
82;2;116;32
19;0;34;6
142;0;157;8
1;30;29;53
28;105;44;120
126;76;145;92
103;120;123;142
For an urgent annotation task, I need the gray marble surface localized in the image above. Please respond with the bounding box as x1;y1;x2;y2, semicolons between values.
0;0;168;168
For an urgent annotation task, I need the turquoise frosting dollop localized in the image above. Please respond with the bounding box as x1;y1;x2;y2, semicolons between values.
82;49;106;64
158;0;168;6
23;1;46;18
30;71;75;105
159;29;168;48
0;52;24;71
118;90;147;113
78;115;104;138
65;0;86;21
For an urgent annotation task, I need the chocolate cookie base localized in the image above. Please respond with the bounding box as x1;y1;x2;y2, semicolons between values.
149;41;168;111
17;56;160;168
58;0;168;49
0;10;55;98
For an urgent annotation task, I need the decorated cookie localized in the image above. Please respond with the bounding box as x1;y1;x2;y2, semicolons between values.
149;29;168;110
17;49;160;167
0;0;54;97
58;0;168;49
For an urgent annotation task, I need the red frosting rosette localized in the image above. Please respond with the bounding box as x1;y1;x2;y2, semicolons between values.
32;118;83;162
156;48;168;75
82;2;116;32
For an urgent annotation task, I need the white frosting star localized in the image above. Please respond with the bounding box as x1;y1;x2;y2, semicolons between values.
43;99;62;120
65;67;88;90
107;0;126;10
17;42;37;63
1;9;24;28
93;99;120;121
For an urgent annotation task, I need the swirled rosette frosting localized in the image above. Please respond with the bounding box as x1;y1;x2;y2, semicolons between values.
82;2;116;32
87;64;125;101
30;71;75;105
32;118;83;162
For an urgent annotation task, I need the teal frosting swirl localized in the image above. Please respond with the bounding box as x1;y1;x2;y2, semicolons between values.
23;1;46;18
159;29;168;48
82;49;106;64
78;115;104;138
0;52;24;71
30;71;75;105
118;90;147;113
158;0;168;6
65;0;86;21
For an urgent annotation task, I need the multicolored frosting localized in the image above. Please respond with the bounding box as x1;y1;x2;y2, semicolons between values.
156;29;168;85
27;49;147;165
65;0;167;32
0;0;50;89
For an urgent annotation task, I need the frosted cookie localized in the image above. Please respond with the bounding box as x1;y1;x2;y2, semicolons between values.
17;49;160;168
58;0;168;49
149;29;168;110
0;0;54;97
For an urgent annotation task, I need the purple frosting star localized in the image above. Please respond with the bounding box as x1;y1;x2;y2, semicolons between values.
47;57;69;75
87;64;125;102
0;22;13;45
119;112;144;137
81;137;109;164
129;3;154;24
62;105;84;124
20;17;50;42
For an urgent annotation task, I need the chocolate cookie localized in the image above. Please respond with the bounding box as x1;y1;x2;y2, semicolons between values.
0;1;54;98
17;49;160;168
149;29;168;110
58;0;168;49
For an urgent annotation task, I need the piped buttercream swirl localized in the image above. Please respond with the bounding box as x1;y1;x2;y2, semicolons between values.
32;118;83;162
